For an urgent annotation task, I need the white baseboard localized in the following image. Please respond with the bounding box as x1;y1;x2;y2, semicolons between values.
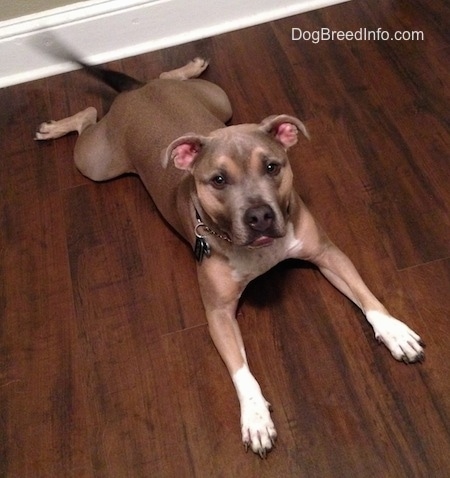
0;0;348;88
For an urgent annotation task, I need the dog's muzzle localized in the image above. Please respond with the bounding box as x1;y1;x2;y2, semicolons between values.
241;204;285;248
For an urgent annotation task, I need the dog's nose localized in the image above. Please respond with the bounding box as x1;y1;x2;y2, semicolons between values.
244;205;275;232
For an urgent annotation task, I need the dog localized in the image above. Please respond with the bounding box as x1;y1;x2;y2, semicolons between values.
35;57;424;458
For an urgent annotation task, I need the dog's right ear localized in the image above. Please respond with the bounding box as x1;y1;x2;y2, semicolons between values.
164;135;207;170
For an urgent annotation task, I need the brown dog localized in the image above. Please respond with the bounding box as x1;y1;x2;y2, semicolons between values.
36;58;424;457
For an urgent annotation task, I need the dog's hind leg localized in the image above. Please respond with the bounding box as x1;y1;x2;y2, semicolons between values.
159;57;209;80
35;106;132;181
35;106;97;140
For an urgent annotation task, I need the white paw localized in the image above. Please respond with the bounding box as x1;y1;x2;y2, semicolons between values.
240;396;277;458
366;310;425;363
232;365;276;458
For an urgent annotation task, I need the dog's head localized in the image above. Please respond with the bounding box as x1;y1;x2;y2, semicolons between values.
166;115;309;247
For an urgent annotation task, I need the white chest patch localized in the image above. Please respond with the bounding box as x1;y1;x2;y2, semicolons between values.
228;223;303;284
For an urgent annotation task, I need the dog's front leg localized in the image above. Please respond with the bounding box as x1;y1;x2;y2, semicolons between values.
307;239;424;363
197;260;276;457
293;202;424;362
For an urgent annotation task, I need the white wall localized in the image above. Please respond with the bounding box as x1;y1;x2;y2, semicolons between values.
0;0;349;88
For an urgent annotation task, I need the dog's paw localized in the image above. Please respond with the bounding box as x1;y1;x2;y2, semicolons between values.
240;396;277;458
35;119;72;140
35;107;97;140
188;57;209;76
366;310;425;363
35;120;58;140
159;57;209;80
233;365;277;458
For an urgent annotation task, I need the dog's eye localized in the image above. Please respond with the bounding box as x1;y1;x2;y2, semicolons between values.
266;162;281;176
211;175;226;188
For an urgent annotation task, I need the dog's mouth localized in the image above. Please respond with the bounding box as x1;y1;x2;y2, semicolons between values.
247;235;276;249
242;226;286;248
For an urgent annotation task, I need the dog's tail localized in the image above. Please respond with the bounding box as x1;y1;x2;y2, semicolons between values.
75;61;144;92
35;33;144;92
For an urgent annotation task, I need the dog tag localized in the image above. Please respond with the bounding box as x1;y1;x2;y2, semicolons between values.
194;236;211;263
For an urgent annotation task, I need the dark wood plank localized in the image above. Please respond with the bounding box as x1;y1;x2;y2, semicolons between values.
1;0;449;476
270;4;450;268
1;91;78;475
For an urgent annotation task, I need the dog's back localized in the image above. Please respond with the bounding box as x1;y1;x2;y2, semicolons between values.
101;77;231;237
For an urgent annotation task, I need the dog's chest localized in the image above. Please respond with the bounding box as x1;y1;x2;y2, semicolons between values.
228;223;303;283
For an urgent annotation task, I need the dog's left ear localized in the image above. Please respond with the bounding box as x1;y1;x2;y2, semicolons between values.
259;115;309;149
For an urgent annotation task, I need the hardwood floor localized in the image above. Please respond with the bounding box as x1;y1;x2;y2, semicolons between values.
1;0;449;476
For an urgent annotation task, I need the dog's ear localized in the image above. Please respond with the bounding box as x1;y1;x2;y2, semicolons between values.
165;135;207;170
259;115;309;149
